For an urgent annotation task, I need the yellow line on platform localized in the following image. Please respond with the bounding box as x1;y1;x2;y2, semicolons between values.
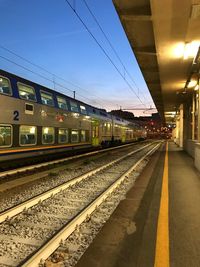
154;142;169;267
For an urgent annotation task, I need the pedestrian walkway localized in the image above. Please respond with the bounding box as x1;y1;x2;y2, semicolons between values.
75;141;200;267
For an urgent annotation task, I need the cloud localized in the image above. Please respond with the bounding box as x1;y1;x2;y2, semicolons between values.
35;28;92;41
4;28;97;45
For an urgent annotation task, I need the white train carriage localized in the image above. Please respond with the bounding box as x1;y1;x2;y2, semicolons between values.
0;69;146;163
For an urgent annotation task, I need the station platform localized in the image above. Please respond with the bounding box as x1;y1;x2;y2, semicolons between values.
75;141;200;267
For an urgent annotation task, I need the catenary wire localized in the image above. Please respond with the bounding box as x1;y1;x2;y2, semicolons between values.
0;54;106;107
82;0;150;104
0;44;112;107
64;0;147;107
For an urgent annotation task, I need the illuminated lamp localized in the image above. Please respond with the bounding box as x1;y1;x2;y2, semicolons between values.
195;84;199;91
183;41;200;60
188;80;197;88
44;127;49;134
30;127;36;134
20;91;27;96
195;78;199;91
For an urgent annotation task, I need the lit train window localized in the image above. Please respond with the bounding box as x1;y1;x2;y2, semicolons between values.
19;126;37;146
81;130;86;142
0;76;12;95
80;105;87;115
40;91;54;106
71;130;79;143
18;83;36;101
0;125;12;147
57;96;68;110
42;127;55;144
58;128;68;143
70;101;79;113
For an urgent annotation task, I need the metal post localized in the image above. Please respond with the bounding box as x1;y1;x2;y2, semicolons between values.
192;93;195;140
179;104;183;147
73;91;76;99
198;85;200;141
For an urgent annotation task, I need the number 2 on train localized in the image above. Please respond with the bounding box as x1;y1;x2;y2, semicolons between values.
13;110;19;121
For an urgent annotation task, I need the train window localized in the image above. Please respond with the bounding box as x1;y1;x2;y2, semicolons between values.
40;91;54;106
18;83;36;101
57;96;68;110
81;130;86;142
80;105;87;115
0;125;12;147
70;101;79;113
19;126;37;146
42;127;55;144
71;130;79;143
0;76;12;95
58;128;68;143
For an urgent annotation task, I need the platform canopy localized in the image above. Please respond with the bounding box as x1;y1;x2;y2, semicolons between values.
113;0;200;123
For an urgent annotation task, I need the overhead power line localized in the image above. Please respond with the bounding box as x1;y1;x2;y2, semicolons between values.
0;44;110;107
82;0;149;104
64;0;147;107
0;54;105;106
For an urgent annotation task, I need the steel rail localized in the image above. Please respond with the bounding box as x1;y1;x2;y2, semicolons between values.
21;142;161;267
0;142;155;224
0;141;147;179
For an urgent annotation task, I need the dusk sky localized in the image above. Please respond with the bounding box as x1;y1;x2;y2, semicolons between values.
0;0;156;116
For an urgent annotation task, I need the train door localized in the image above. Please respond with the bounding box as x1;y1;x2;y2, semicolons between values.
92;120;99;146
121;127;126;143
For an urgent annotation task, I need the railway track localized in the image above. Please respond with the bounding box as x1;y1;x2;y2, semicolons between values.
0;141;161;267
0;141;147;181
0;141;154;212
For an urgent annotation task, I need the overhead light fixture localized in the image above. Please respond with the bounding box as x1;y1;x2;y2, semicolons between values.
188;79;197;88
183;41;200;60
191;4;200;19
172;43;185;58
183;43;191;59
165;111;176;115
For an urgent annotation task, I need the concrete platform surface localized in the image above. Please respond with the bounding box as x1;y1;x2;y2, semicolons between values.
75;141;200;267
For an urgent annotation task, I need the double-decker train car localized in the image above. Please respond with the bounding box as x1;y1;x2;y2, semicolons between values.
0;69;146;163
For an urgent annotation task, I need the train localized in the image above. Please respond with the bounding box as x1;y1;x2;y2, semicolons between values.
0;69;147;164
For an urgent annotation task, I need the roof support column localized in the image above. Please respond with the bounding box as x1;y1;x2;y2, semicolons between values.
198;88;200;142
179;104;184;148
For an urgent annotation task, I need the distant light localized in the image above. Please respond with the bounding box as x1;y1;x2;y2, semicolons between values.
30;127;36;134
20;91;26;96
73;113;79;118
165;111;176;115
44;127;49;134
41;110;47;117
195;84;199;91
